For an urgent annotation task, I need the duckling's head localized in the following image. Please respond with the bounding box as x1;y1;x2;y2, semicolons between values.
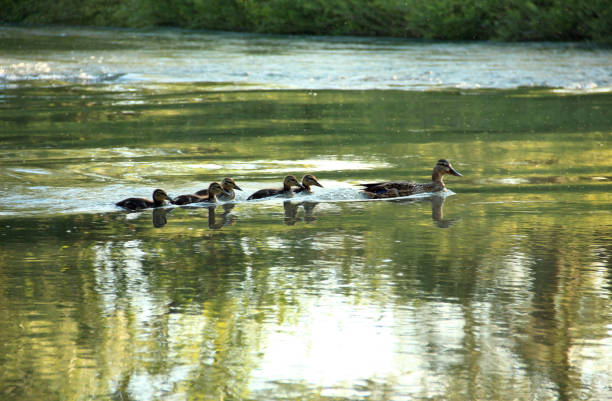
222;177;242;191
208;182;225;195
284;175;301;187
432;159;462;182
153;189;171;202
302;174;323;188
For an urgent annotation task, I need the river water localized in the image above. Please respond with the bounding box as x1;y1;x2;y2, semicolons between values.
0;26;611;401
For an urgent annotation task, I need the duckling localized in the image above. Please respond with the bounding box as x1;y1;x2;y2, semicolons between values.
172;182;226;205
360;159;462;199
195;177;242;201
116;189;171;210
247;175;301;200
294;174;323;194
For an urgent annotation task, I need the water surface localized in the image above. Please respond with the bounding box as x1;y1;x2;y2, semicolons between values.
1;26;611;91
0;27;611;401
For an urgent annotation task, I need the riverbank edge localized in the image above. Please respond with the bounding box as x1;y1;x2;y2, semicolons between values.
1;0;611;44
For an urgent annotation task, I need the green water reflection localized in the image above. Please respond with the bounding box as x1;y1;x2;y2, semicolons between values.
0;86;611;400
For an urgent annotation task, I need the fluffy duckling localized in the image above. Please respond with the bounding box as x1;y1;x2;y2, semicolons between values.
294;174;323;194
172;182;226;205
247;175;301;200
195;177;242;201
116;189;171;210
360;159;462;199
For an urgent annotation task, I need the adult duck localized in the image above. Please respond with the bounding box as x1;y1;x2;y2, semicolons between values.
294;174;323;194
116;189;171;210
247;175;301;200
172;182;226;205
195;177;242;201
360;159;462;199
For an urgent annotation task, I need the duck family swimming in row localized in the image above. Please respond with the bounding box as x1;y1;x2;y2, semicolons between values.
116;159;462;210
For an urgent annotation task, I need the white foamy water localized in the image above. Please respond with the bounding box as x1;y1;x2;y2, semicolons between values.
1;26;611;92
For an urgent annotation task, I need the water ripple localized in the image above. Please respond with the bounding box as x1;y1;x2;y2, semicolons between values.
1;26;610;92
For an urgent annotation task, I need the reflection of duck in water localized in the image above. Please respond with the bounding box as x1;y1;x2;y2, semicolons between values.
360;159;462;199
393;194;458;228
247;175;301;200
152;207;172;228
294;174;323;194
429;196;457;228
283;201;300;225
196;177;242;201
173;182;226;205
207;204;236;229
303;201;318;222
116;189;171;210
283;201;319;225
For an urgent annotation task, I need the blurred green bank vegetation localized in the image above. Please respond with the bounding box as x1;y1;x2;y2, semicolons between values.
2;0;611;43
